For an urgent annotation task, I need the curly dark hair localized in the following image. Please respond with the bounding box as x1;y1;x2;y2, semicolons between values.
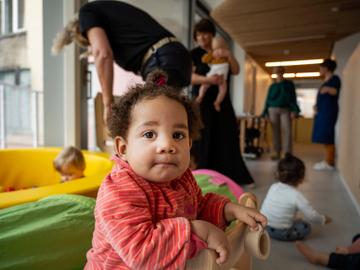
193;18;216;40
108;70;203;140
320;59;337;72
276;153;305;186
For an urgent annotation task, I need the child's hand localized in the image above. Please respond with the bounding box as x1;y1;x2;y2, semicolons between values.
224;202;267;230
206;223;230;265
325;215;332;224
213;48;230;59
191;220;230;265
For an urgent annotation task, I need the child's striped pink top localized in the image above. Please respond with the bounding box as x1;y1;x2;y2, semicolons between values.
85;156;230;270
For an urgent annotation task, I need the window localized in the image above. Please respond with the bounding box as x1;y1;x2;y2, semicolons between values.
0;0;24;35
296;88;318;118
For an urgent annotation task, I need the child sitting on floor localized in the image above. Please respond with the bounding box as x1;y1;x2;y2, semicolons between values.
196;36;230;112
84;70;267;269
260;153;331;241
53;146;85;183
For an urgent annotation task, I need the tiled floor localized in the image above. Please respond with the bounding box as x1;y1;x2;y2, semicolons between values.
243;144;360;270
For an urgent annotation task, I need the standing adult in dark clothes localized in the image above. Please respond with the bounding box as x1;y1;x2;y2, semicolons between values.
262;66;300;160
191;19;254;186
52;0;192;121
312;59;341;171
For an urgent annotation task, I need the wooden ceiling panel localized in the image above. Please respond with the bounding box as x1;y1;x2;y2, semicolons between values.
245;39;332;55
211;0;360;77
212;0;340;17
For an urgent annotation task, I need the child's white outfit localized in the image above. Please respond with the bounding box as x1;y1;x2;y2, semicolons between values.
197;59;230;112
206;63;229;78
261;182;326;241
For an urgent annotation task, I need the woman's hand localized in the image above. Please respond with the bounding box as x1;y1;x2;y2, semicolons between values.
208;74;224;85
224;202;268;230
320;86;337;95
191;220;230;265
313;105;318;114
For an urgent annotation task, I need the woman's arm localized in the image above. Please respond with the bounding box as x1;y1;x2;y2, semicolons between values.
320;86;338;96
227;52;240;75
191;72;221;85
87;27;114;120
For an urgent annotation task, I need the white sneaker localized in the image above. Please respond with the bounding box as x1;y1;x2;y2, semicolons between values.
313;161;334;171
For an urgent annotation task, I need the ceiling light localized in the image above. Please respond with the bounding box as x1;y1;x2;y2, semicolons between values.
271;73;296;78
265;59;324;67
295;72;320;78
271;72;320;78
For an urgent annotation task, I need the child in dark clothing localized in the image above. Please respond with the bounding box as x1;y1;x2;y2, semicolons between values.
296;234;360;269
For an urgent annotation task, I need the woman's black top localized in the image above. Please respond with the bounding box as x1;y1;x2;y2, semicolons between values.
79;1;173;73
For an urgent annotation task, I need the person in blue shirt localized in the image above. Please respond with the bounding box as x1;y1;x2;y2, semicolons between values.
312;59;341;170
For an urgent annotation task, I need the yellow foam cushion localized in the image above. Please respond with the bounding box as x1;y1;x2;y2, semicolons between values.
0;148;113;209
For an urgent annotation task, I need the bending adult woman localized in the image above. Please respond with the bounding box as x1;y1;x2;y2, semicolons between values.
52;1;191;121
191;19;254;186
312;59;341;170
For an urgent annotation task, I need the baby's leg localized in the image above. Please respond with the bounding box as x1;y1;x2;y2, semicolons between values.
213;80;227;112
196;84;209;103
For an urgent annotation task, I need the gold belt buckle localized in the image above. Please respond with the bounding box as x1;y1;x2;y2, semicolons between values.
142;37;177;66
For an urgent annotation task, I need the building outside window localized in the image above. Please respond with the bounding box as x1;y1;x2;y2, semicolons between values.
0;0;24;35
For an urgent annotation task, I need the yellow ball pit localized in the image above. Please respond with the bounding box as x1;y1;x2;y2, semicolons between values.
0;148;113;209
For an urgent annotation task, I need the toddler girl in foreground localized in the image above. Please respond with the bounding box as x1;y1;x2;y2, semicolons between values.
261;153;331;241
85;71;267;269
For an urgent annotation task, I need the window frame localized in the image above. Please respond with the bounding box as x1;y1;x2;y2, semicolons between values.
1;0;25;35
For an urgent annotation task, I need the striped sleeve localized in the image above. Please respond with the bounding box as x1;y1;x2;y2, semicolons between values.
96;175;192;270
192;177;231;230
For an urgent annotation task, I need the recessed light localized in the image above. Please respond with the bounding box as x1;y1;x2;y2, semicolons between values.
283;49;290;55
266;59;324;67
271;72;320;78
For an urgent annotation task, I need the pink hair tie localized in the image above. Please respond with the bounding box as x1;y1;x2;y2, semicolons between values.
155;76;166;86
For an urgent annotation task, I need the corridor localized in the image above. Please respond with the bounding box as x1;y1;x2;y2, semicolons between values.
245;144;360;269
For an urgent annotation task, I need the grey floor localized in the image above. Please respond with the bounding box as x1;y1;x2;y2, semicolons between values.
243;144;360;270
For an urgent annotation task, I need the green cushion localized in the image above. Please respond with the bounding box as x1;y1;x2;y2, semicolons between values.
194;174;237;203
0;194;95;270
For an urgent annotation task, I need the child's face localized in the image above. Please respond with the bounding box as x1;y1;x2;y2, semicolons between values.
212;37;226;51
60;165;84;182
116;96;192;183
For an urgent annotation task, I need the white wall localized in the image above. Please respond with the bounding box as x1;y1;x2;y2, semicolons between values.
202;0;222;10
243;55;272;116
337;42;360;209
26;0;43;91
332;32;360;79
332;32;360;148
121;0;191;45
42;0;65;146
230;44;246;115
